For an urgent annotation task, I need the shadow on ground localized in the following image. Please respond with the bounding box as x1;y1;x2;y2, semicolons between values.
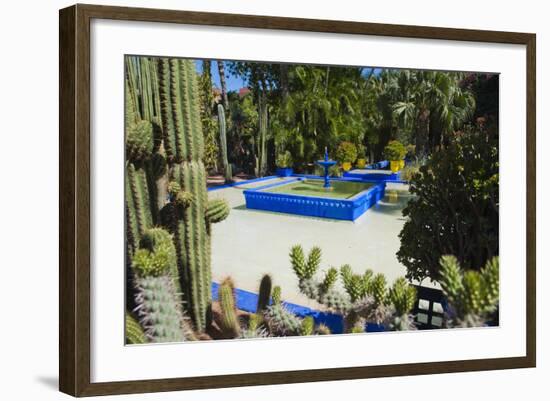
35;376;58;390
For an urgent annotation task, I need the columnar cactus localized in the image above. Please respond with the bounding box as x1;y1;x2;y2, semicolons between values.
126;162;154;238
256;274;272;313
157;58;229;333
217;104;232;182
218;277;241;337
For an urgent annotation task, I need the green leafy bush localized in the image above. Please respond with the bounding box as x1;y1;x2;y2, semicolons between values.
335;141;358;163
383;140;407;161
397;125;498;282
276;150;293;168
357;146;366;159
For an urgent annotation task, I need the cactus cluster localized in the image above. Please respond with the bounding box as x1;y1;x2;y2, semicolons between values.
439;255;499;327
132;227;195;343
265;286;303;336
290;244;418;332
125;56;230;343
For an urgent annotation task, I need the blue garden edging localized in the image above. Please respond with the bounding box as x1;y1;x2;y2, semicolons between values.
212;282;345;334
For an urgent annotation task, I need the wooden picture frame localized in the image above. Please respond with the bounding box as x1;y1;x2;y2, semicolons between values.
59;3;536;397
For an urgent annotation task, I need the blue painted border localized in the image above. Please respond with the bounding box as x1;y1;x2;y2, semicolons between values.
242;177;386;221
211;282;345;334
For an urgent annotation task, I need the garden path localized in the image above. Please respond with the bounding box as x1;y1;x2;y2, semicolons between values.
209;179;415;307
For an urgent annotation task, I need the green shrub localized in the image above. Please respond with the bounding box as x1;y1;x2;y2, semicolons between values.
335;141;358;164
276;150;293;168
383;140;407;160
357;146;366;159
397;125;498;282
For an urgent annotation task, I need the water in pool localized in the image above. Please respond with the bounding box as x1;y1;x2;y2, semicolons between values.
263;179;373;199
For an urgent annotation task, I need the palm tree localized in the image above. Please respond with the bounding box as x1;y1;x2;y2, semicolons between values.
392;70;475;156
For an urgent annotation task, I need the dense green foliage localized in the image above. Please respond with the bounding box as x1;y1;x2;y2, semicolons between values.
383;140;407;161
275;150;293;168
397;124;499;282
335;141;358;164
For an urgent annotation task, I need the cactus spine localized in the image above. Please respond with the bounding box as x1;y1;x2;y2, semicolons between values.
217;104;232;182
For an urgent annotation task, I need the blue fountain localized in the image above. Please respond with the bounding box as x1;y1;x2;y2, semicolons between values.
315;147;337;189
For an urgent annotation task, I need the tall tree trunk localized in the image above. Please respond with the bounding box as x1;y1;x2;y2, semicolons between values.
217;61;229;110
257;93;268;177
415;108;430;157
279;64;289;101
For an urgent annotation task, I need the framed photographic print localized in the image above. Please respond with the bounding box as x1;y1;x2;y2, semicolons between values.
59;4;536;397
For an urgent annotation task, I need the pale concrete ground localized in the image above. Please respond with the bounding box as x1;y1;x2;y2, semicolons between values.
209;177;415;307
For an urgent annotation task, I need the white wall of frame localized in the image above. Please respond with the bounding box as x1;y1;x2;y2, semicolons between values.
0;0;547;400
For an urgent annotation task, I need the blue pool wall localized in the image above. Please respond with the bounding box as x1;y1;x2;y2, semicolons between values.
243;177;386;221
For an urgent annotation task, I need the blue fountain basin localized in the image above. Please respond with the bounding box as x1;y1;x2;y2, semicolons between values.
243;177;386;221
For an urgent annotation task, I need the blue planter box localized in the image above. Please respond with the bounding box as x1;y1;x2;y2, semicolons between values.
276;167;294;177
344;170;401;182
365;160;389;170
243;178;386;221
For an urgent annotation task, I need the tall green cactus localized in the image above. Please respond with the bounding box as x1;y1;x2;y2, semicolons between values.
217;104;232;182
218;277;241;337
257;274;272;313
157;58;229;333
